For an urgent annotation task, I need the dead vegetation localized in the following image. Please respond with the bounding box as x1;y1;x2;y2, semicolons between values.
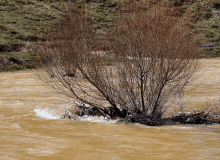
33;0;219;126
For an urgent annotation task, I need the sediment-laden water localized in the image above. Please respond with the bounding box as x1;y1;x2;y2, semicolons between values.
0;59;220;160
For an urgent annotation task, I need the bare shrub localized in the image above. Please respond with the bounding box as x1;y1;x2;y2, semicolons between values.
34;1;111;115
103;0;204;118
35;0;205;125
35;1;95;77
60;1;69;12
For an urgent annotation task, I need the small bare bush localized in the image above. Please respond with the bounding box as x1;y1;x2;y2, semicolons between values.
60;1;69;12
35;0;205;125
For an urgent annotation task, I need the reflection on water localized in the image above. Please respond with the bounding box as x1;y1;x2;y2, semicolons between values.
0;59;220;159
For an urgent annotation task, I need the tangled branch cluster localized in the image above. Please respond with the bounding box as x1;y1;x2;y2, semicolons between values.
33;0;206;125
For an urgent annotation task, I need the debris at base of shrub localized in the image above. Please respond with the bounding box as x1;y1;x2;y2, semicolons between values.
61;105;220;126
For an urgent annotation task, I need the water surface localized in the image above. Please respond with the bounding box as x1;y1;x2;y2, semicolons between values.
0;59;220;159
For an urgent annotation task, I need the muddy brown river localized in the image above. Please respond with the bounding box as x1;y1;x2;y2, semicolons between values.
0;59;220;160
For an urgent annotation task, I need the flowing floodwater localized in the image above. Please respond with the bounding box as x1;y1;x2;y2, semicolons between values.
0;59;220;160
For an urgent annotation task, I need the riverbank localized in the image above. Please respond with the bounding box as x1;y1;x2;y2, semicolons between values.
0;51;40;71
0;0;220;73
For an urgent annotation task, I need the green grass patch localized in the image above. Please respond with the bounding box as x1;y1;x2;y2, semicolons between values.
200;46;220;58
0;0;62;45
0;51;41;72
0;51;34;61
0;0;220;72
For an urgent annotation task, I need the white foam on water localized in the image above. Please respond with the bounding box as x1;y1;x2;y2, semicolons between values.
34;107;59;119
74;115;119;123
